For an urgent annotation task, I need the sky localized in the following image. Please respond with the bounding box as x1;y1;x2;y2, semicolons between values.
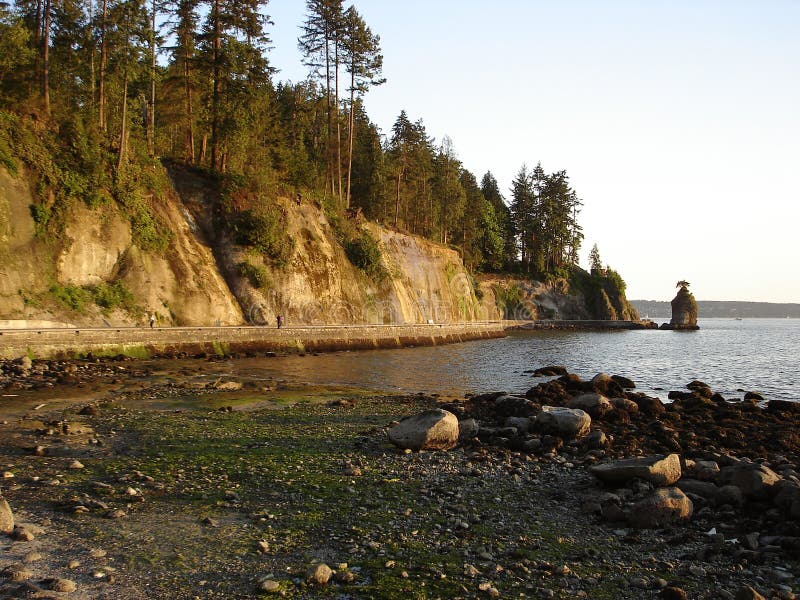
264;0;800;303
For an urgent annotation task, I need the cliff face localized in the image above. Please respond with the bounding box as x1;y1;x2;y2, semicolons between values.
479;271;639;322
0;166;488;327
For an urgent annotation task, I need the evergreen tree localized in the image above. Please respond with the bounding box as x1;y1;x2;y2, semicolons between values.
341;5;383;208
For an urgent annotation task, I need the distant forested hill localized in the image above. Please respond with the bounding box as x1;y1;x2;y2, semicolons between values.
631;300;800;319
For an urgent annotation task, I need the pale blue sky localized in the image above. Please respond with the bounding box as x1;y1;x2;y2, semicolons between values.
266;1;800;302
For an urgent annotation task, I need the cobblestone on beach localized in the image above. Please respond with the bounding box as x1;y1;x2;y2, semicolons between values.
0;358;798;598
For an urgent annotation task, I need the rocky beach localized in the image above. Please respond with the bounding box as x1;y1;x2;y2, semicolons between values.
0;356;799;599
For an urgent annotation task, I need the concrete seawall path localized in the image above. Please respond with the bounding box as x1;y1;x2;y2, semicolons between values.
0;322;508;360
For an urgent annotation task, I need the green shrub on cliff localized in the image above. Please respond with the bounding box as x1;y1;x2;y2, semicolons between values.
49;284;91;312
345;231;387;282
89;281;138;314
237;262;272;290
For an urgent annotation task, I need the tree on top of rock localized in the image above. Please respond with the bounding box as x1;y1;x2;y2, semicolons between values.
676;280;690;289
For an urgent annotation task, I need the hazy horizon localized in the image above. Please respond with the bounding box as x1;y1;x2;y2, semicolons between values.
266;1;799;304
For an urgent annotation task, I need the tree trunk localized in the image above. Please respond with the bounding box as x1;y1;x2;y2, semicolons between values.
41;0;50;115
148;0;157;156
89;0;95;108
184;49;195;163
117;68;129;170
334;37;342;205
99;0;108;130
346;68;355;209
394;171;401;227
324;26;333;197
210;0;221;171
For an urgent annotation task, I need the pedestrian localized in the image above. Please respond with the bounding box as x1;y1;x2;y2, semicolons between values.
149;313;155;329
276;315;283;329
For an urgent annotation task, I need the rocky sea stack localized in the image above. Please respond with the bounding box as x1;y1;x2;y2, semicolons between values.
662;281;699;330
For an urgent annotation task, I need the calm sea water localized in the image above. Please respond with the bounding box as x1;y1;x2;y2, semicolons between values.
219;319;799;402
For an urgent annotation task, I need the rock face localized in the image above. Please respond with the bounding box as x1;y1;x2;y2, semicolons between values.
590;454;682;487
627;487;693;529
666;285;699;330
388;409;459;451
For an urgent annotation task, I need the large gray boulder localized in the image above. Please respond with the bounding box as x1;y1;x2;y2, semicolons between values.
720;462;781;500
627;487;693;528
388;409;459;451
457;418;479;442
534;406;591;439
590;454;682;487
568;393;612;418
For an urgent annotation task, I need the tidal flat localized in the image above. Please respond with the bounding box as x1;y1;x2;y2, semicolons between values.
0;362;798;599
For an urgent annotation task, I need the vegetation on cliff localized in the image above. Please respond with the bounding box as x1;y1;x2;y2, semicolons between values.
0;0;636;322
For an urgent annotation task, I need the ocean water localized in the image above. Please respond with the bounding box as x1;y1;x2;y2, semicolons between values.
221;318;799;402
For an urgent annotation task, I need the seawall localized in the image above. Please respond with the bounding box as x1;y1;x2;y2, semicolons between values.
511;320;658;331
0;322;506;360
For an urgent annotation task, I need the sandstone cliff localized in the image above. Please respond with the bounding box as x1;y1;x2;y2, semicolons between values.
0;166;488;327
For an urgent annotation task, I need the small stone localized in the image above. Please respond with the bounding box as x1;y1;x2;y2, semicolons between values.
2;471;14;478
660;586;688;600
89;549;107;558
12;526;35;541
259;579;281;593
630;577;649;589
33;445;47;456
68;560;81;569
0;497;14;534
257;540;270;553
333;570;354;583
69;460;85;470
46;578;77;593
2;564;33;581
305;563;332;585
106;509;127;519
688;564;706;577
23;552;44;563
735;586;766;600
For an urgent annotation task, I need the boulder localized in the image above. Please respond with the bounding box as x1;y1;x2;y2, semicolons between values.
503;416;531;434
774;482;800;520
720;462;781;500
590;454;682;487
715;484;745;507
683;459;720;481
0;498;14;534
590;373;622;396
676;478;718;500
611;374;636;389
627;487;693;529
388;409;459;452
533;366;568;377
534;406;591;439
567;393;612;418
609;397;639;413
633;396;665;416
457;418;479;442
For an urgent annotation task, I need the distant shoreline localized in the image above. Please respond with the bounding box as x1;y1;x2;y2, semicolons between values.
631;299;800;319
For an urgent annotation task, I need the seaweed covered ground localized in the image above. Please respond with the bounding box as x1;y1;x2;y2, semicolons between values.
0;366;797;599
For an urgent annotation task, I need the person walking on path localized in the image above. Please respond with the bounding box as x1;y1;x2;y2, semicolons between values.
149;314;156;329
276;315;283;329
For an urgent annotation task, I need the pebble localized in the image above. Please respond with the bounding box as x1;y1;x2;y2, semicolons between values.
89;549;107;558
46;578;77;593
259;579;281;593
305;563;332;585
69;460;85;469
2;564;33;581
688;564;706;577
23;551;44;563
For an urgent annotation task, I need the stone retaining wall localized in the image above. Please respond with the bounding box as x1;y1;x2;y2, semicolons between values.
0;322;506;360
